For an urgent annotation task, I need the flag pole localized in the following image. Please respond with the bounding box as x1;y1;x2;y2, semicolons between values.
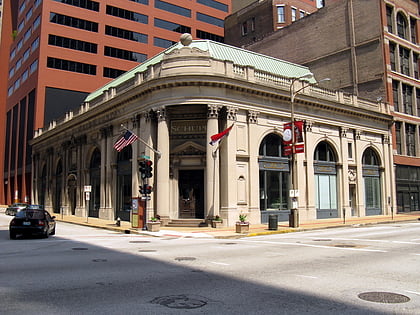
120;124;162;157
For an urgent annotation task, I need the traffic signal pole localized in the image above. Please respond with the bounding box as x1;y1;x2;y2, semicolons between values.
138;158;153;230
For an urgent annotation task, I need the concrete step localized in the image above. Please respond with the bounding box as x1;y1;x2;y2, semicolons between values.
166;219;207;227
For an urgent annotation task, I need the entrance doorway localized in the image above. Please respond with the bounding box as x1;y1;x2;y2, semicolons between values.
178;170;204;219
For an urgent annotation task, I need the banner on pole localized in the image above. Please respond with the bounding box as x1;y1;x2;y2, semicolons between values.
283;121;304;156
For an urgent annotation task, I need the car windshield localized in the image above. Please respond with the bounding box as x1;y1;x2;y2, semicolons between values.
15;210;45;219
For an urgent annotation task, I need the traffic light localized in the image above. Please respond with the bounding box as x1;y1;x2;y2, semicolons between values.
144;160;153;178
139;160;147;179
143;184;153;194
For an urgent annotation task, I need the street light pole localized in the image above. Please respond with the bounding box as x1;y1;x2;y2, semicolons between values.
288;74;330;228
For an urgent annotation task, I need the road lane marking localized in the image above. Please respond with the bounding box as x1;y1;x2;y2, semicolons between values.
296;275;318;279
405;290;420;296
211;262;230;266
239;240;387;252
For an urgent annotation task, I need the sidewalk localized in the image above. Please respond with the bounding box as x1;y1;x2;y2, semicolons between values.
54;211;420;239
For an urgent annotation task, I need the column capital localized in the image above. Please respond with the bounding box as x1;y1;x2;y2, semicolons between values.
226;106;238;121
208;104;221;119
340;127;348;138
383;134;390;144
247;110;259;124
156;107;167;122
305;120;313;132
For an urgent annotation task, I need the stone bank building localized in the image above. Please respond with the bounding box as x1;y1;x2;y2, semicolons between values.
31;37;395;227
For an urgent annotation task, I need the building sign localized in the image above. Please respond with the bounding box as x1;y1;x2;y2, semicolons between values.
170;120;207;136
283;121;304;155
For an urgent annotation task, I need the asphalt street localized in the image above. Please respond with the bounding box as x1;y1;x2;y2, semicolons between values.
1;213;420;314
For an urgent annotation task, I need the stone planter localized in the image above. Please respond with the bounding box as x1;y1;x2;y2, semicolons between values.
211;220;223;228
146;221;161;232
235;222;249;233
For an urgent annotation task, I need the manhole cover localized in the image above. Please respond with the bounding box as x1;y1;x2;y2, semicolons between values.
72;247;88;250
220;242;237;245
139;249;156;252
358;292;410;304
130;240;151;243
150;294;207;309
175;257;196;261
313;239;332;241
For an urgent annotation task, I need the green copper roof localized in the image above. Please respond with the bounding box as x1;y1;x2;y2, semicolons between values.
84;39;314;102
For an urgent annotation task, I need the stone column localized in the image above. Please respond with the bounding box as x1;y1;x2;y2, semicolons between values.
382;134;394;215
99;128;107;218
247;110;260;222
303;120;316;221
156;107;170;220
206;104;220;220
220;106;237;225
354;129;364;217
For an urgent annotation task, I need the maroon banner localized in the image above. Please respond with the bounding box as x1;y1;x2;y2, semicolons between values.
283;121;304;156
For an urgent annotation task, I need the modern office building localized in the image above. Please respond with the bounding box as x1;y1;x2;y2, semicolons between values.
0;0;231;205
30;36;393;226
225;0;319;48
243;0;420;213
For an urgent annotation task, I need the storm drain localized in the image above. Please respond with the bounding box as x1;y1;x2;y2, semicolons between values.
313;239;332;242
130;240;151;243
72;247;88;251
138;249;157;252
92;259;107;262
333;244;357;248
220;242;237;245
358;292;410;304
175;257;196;262
151;294;207;309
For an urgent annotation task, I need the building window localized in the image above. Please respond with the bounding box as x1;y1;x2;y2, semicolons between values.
53;0;100;11
241;21;248;36
33;15;40;29
314;141;338;219
277;5;285;23
103;67;126;78
153;37;176;48
395;122;402;154
17;39;23;52
406;123;416;156
196;12;224;27
105;25;148;44
389;42;396;71
104;46;147;62
29;59;38;74
106;5;148;24
50;13;98;32
155;0;191;18
9;67;15;78
196;30;224;42
402;84;413;115
410;17;417;44
414;53;419;79
386;5;393;33
23;48;30;62
10;48;16;60
31;37;40;51
292;8;297;21
399;46;410;75
363;148;382;215
21;69;29;82
23;28;32;42
15;58;22;71
348;142;353;159
47;57;97;75
258;134;289;212
48;34;98;53
417;89;420;118
197;0;228;12
130;0;149;4
18;2;26;16
34;0;41;9
397;12;408;40
393;80;400;111
18;21;25;33
154;18;191;34
26;8;33;21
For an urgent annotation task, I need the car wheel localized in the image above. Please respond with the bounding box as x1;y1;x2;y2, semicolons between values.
50;227;56;236
9;231;16;240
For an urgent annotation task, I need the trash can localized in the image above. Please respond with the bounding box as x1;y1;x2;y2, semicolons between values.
268;214;278;230
289;209;299;228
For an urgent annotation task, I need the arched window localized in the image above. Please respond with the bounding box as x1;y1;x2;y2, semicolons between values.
363;147;382;216
397;12;408;39
89;148;101;218
116;146;132;221
258;133;289;222
314;141;338;219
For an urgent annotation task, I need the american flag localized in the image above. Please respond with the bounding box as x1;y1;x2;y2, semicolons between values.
113;130;139;152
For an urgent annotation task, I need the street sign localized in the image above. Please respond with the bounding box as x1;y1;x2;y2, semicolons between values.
84;185;92;192
141;196;151;201
289;189;299;197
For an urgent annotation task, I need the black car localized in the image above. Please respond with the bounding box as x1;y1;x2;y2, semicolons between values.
5;203;28;216
9;209;56;239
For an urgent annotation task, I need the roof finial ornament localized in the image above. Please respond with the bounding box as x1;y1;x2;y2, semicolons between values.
180;33;193;46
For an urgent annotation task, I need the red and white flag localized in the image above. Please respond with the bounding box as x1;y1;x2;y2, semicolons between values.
209;124;234;146
113;130;139;152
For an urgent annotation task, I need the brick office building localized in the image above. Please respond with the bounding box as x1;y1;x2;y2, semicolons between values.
0;0;231;205
241;0;420;213
225;0;319;48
